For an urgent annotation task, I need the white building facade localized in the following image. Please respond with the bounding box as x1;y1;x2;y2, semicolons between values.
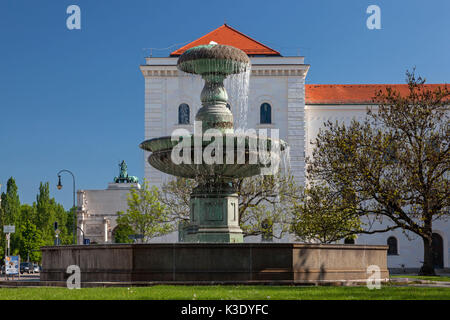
77;161;140;245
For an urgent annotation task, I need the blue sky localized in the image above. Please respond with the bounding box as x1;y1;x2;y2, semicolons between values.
0;0;449;209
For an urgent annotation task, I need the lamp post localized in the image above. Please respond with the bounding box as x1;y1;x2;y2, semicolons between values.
77;226;86;244
57;169;76;245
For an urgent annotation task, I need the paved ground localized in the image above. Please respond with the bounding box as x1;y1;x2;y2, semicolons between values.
0;273;450;288
390;274;450;288
0;273;40;281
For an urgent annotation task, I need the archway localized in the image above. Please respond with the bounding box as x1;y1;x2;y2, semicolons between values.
432;233;444;269
387;236;398;255
260;103;272;124
178;103;190;124
344;237;355;244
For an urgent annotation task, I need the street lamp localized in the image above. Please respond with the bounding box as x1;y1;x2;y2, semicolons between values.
56;169;76;244
77;226;86;244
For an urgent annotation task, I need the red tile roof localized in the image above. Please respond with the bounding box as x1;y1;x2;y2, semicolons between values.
170;24;280;56
305;84;446;104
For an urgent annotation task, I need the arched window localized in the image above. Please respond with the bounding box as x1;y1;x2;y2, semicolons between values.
260;103;272;124
432;233;444;268
383;142;398;164
261;219;273;242
178;103;190;124
387;236;398;255
344;237;355;244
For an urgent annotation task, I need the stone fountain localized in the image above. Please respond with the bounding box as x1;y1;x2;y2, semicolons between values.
40;44;389;285
140;44;285;243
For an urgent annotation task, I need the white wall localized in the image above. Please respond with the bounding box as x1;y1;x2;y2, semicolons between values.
77;183;139;244
354;217;449;269
305;104;370;158
142;57;308;187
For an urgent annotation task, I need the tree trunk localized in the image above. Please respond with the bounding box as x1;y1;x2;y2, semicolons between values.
419;235;436;276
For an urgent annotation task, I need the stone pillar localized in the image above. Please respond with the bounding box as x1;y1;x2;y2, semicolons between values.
77;190;86;245
287;77;306;185
78;213;86;244
103;218;109;243
182;183;243;243
144;77;166;187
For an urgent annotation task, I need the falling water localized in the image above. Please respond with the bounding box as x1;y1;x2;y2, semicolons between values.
280;145;291;177
225;67;251;130
176;50;260;191
178;59;251;131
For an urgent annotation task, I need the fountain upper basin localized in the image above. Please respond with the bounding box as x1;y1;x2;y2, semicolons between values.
178;44;250;76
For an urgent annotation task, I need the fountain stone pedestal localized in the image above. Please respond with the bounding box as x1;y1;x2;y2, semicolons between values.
182;183;243;243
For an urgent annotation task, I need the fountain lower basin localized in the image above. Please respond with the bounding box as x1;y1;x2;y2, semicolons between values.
40;243;389;285
140;134;286;180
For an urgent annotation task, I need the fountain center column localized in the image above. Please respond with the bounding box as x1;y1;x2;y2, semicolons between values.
196;73;234;135
146;44;253;243
181;72;244;243
182;72;244;243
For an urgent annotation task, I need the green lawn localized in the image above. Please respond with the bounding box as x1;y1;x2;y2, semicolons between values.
391;275;450;282
0;285;449;300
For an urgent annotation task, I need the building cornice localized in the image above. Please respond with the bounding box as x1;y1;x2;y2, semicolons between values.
141;56;309;77
140;64;309;77
305;104;378;110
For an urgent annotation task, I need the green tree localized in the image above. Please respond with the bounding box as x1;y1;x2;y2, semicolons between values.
52;202;73;245
1;177;21;226
18;219;44;262
112;223;134;243
305;70;449;275
35;182;53;236
64;206;76;244
34;182;73;245
117;180;172;242
159;178;196;222
0;179;73;261
291;184;362;243
18;204;37;251
0;178;21;258
235;173;300;239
